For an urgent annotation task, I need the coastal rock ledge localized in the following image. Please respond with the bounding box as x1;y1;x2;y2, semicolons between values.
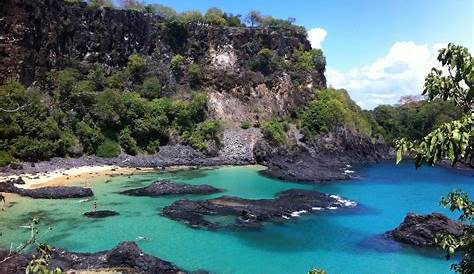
0;241;206;274
0;181;93;199
386;213;466;247
121;180;222;197
162;189;357;229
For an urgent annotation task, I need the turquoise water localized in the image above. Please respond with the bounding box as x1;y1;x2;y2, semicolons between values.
0;163;473;274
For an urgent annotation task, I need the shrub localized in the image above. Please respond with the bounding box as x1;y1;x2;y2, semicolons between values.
75;121;105;154
96;138;120;158
141;77;161;99
178;10;203;24
293;49;326;73
262;119;286;145
170;54;185;69
300;88;371;137
52;68;79;95
250;48;281;74
106;70;129;89
0;150;12;167
182;130;208;151
203;8;227;26
200;120;222;142
240;121;251;129
127;54;145;79
187;63;202;80
119;128;139;155
146;139;160;154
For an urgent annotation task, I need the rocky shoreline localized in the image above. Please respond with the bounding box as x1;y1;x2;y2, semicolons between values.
0;179;93;199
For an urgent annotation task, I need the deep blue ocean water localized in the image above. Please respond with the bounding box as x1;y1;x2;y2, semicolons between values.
0;163;473;274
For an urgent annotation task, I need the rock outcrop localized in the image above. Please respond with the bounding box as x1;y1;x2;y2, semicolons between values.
84;210;119;218
162;189;357;229
0;180;93;199
120;180;222;196
0;241;205;274
386;213;466;247
255;127;391;183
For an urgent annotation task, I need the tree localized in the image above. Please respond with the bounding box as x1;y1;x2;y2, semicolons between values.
396;43;473;273
245;10;263;27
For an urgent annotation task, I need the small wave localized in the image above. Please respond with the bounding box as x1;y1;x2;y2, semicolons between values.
290;210;307;217
330;195;357;207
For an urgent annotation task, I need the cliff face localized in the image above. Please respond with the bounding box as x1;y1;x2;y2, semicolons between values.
0;0;326;123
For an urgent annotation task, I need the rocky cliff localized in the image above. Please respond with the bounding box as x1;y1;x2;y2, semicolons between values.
0;0;325;123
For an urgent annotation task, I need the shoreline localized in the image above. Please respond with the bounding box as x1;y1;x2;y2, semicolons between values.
0;163;265;190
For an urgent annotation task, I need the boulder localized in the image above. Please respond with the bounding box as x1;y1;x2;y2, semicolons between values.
84;210;119;218
121;180;222;197
386;213;466;247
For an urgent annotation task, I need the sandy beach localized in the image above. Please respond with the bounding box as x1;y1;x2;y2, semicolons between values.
0;165;149;189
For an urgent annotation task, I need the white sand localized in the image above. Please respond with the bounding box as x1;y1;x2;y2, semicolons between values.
0;165;121;189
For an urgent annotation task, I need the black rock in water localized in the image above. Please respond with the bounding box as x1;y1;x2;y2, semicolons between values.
162;189;356;229
386;213;466;247
0;241;204;274
121;180;222;197
0;180;93;199
84;210;119;218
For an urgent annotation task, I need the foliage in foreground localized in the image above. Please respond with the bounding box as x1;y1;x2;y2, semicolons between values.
395;43;473;273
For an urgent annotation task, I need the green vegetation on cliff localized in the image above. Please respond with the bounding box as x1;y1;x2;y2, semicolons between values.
300;88;372;137
0;54;220;166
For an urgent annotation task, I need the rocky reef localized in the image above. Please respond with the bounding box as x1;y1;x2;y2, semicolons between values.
0;241;205;274
84;210;119;218
386;213;466;247
162;189;357;229
121;180;222;197
0;180;93;199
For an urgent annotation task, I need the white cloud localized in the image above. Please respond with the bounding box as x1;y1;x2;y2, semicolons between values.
307;27;327;49
326;41;446;109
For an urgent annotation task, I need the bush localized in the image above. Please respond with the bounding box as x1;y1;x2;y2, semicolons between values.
262;119;286;145
96;138;120;158
300;88;371;137
0;150;12;167
127;54;145;79
146;139;160;154
119;128;138;155
203;8;227;26
178;10;202;24
75;121;105;154
240;121;251;129
141;77;161;99
170;54;185;69
293;49;326;73
182;130;208;151
250;48;282;74
187;63;202;80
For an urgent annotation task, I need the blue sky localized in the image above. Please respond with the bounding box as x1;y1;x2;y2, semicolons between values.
143;0;473;108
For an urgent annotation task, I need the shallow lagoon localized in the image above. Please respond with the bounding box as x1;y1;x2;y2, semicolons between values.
0;163;473;274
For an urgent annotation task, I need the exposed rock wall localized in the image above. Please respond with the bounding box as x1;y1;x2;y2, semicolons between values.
0;0;326;122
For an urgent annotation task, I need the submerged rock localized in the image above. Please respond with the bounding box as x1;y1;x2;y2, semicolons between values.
0;181;93;199
386;213;466;247
84;210;119;218
121;180;222;197
162;189;357;229
0;241;203;274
